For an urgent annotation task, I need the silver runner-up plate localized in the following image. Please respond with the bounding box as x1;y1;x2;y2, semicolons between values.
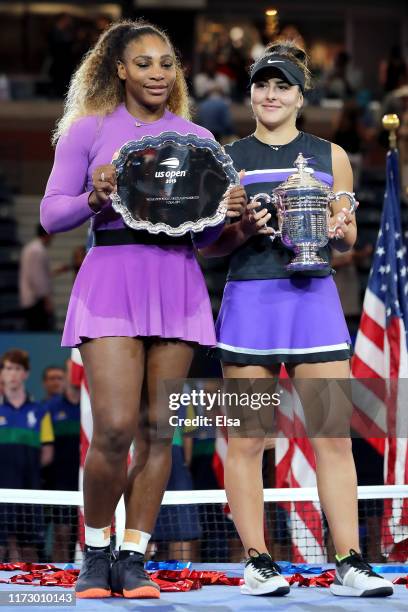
111;131;239;236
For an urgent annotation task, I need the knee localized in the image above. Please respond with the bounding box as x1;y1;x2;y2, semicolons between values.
311;437;352;458
92;422;133;460
147;437;173;460
132;430;173;468
138;415;173;451
227;437;265;460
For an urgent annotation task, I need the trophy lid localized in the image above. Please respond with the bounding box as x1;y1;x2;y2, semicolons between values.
275;152;329;193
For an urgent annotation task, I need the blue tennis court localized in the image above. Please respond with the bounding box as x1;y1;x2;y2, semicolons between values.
1;563;407;611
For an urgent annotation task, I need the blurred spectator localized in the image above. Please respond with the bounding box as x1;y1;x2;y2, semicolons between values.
71;245;86;275
382;81;408;116
191;434;242;562
398;90;408;203
333;99;376;189
0;349;54;562
381;83;408;202
217;48;249;102
42;366;65;400
196;86;234;142
47;13;77;98
54;245;86;280
151;427;200;561
44;360;80;562
0;73;10;101
93;14;112;41
333;100;364;188
19;224;54;331
379;45;408;94
277;26;305;52
325;51;361;100
40;364;65;562
194;58;231;100
71;24;92;70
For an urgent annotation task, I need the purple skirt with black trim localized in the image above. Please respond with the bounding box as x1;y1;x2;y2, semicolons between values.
214;276;352;365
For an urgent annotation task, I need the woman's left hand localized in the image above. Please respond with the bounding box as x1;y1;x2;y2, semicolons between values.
221;170;247;218
328;207;355;239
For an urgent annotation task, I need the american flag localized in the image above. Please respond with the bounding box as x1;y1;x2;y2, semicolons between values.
212;381;326;561
274;148;408;562
351;147;408;559
275;372;327;563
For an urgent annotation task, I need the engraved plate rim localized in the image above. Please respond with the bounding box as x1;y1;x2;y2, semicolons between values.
111;131;239;236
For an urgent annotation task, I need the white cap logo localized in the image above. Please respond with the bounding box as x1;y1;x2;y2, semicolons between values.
159;157;179;169
27;411;37;428
267;60;285;64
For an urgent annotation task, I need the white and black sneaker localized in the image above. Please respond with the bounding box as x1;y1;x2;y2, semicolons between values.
241;548;290;596
330;549;394;597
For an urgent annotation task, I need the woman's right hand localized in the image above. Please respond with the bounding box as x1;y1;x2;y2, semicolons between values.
240;200;273;239
89;164;117;212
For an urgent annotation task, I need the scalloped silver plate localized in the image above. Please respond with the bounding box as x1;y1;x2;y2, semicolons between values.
111;131;239;236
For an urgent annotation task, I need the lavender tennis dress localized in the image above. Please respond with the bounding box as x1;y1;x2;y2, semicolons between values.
40;104;217;348
214;133;353;366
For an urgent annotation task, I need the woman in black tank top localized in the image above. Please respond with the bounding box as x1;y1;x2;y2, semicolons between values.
200;42;394;598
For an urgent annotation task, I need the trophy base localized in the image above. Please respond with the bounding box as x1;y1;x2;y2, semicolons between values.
286;247;330;272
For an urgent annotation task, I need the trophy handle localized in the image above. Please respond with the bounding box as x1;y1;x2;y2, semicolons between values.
251;192;272;206
328;191;359;234
249;192;282;241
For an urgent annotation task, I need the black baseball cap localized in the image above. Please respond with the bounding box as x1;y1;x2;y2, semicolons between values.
250;54;305;93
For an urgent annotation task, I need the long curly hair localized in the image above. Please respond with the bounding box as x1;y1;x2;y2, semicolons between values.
52;19;190;145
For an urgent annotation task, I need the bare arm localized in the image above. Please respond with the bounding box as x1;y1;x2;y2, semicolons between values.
183;436;193;467
199;221;249;258
200;187;273;258
41;443;54;467
328;143;358;252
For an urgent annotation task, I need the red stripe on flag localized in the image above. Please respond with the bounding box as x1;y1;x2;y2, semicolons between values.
80;427;90;471
290;475;324;543
366;438;386;455
275;370;326;562
275;453;292;490
70;361;84;387
291;540;308;564
387;317;401;379
355;377;388;404
351;354;382;379
212;451;225;489
351;407;387;441
293;436;316;471
359;312;384;350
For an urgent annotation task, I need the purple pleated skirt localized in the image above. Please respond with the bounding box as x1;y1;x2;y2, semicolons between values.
62;244;216;348
214;276;352;365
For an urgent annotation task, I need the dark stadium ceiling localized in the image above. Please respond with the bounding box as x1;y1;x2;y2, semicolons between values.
0;0;406;9
0;0;405;25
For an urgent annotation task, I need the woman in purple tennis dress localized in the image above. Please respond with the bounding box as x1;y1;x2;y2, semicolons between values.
40;20;244;600
201;42;394;599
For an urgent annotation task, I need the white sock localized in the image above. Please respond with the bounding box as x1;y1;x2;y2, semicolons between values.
85;524;111;548
121;529;151;555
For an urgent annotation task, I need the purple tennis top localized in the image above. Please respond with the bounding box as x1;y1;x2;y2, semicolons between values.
40;104;219;347
41;103;215;234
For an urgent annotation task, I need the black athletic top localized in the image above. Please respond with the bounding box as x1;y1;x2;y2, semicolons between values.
224;132;334;280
